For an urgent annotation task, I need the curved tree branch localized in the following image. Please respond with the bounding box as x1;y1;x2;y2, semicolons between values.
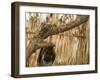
26;15;89;61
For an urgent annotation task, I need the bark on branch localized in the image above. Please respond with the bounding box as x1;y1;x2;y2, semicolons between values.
26;15;89;61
